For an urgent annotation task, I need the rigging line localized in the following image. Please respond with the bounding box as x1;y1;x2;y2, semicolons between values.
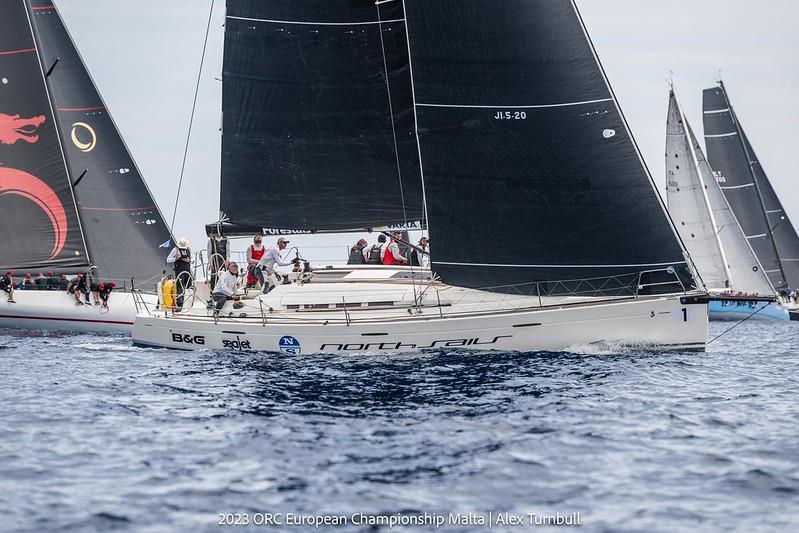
707;301;772;344
170;0;215;235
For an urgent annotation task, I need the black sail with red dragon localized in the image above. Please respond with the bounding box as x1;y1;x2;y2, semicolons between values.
0;0;88;271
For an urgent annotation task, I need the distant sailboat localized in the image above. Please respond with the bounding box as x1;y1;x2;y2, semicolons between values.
0;0;171;332
133;0;708;352
665;88;788;320
703;81;799;320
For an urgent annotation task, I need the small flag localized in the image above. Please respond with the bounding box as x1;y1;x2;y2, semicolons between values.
159;239;171;248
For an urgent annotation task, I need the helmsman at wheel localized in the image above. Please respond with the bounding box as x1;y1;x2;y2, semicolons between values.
256;237;292;293
166;238;193;311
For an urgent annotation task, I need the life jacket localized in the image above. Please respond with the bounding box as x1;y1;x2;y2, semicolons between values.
247;245;266;285
249;244;265;262
366;244;384;264
347;247;366;265
174;247;191;273
382;242;403;265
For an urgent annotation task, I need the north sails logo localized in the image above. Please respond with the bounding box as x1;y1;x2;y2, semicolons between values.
320;335;512;352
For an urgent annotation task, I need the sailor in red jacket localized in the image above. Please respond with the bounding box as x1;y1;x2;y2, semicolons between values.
246;235;266;287
383;231;408;266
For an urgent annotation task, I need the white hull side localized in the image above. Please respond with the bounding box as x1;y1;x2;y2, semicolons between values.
0;291;159;334
133;295;708;353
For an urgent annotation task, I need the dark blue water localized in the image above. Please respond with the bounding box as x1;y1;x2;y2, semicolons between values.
1;321;798;532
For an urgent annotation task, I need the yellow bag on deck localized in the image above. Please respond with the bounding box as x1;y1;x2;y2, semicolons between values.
162;279;176;310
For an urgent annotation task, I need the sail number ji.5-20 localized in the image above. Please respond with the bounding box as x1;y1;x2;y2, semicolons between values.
494;111;527;120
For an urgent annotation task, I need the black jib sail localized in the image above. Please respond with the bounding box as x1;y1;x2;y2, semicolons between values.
402;0;693;291
221;0;424;233
703;82;799;290
28;0;173;285
0;0;89;271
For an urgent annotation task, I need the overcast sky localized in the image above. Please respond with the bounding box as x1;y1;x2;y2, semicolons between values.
56;1;799;262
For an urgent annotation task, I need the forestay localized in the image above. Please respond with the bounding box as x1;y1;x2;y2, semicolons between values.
221;0;424;233
403;0;694;292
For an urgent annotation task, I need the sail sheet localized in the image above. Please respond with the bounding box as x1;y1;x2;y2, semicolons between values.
0;0;89;271
703;83;799;290
667;90;773;295
28;0;173;285
221;0;424;232
666;91;727;289
402;0;693;292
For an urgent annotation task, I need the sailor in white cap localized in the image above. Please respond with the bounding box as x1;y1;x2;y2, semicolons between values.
166;238;193;310
256;237;293;293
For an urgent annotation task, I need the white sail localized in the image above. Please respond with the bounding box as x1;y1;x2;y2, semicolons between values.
666;90;773;296
687;122;774;295
666;92;729;289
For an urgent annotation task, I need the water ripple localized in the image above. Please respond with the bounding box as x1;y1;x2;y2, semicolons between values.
1;321;798;531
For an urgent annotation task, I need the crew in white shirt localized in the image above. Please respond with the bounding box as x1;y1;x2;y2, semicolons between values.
212;261;241;311
256;237;293;293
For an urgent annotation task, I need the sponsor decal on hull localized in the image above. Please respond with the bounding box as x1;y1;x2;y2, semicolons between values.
222;336;252;350
172;333;206;345
320;335;512;352
279;336;301;354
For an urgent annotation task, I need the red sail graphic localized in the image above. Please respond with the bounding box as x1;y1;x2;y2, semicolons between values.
0;112;68;259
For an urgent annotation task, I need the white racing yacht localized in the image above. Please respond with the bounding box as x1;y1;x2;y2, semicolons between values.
0;0;172;333
665;88;789;321
132;0;709;353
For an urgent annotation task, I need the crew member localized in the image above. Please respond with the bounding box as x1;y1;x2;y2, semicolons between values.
246;235;266;287
383;231;408;265
348;239;368;265
166;238;192;311
365;235;387;265
257;237;293;293
66;272;89;305
0;271;15;303
97;282;116;308
409;236;430;267
212;260;241;314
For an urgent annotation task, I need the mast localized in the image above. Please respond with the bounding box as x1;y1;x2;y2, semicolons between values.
717;80;787;289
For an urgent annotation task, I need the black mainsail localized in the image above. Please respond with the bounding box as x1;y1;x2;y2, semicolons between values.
28;0;172;284
0;0;89;271
703;81;799;290
403;0;693;290
221;0;424;233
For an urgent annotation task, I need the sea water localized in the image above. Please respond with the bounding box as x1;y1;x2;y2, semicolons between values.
1;321;797;532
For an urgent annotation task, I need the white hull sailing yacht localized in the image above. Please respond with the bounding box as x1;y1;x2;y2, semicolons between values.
0;1;171;333
133;0;708;352
665;88;788;321
703;82;799;321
